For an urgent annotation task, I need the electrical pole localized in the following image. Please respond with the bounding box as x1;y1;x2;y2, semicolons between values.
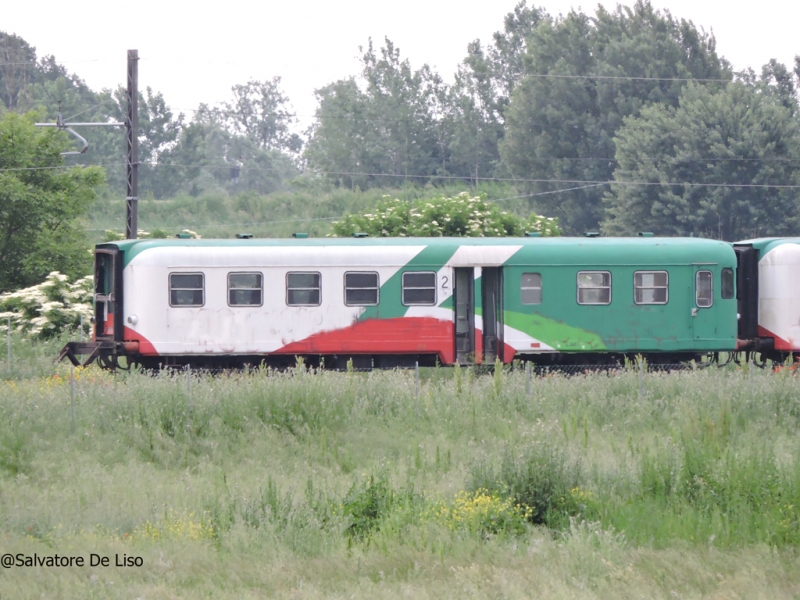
125;49;139;240
35;51;135;236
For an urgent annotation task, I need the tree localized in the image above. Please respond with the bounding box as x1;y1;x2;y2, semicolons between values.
156;115;298;198
305;38;448;189
604;80;800;239
218;78;302;154
147;79;300;198
303;78;366;189
330;192;561;237
0;112;104;292
0;33;37;111
500;1;731;233
447;2;548;181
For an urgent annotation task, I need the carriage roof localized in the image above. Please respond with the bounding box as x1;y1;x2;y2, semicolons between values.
102;236;735;269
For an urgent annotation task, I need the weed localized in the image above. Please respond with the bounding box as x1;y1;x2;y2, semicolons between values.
468;442;584;528
342;475;394;542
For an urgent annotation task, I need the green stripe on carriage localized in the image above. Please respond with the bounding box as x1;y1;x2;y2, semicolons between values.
503;310;607;351
358;243;462;321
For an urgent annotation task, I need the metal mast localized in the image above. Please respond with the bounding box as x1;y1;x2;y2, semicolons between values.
125;49;139;239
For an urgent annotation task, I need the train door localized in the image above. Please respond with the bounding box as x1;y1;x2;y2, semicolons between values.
734;245;759;340
454;267;475;364
95;249;119;340
481;267;504;363
692;266;716;341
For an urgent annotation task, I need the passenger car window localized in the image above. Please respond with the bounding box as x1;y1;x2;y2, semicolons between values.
521;273;542;305
228;273;262;306
634;271;668;304
577;271;611;305
696;271;713;307
287;272;321;306
721;268;734;299
344;272;379;306
170;273;204;307
402;272;436;305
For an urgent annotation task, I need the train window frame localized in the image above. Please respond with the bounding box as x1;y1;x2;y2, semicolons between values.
577;271;611;305
721;268;735;299
402;271;436;306
169;272;205;307
633;271;668;305
227;272;263;307
286;272;322;307
696;270;713;308
344;271;380;306
521;272;542;305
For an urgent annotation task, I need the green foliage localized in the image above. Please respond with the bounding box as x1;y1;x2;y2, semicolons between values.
153;117;299;199
342;475;395;541
330;192;560;237
7;10;800;241
605;81;800;239
446;3;549;181
0;112;104;292
1;33;298;200
0;271;92;339
86;182;522;243
501;1;731;233
217;78;302;154
469;443;584;526
305;38;448;189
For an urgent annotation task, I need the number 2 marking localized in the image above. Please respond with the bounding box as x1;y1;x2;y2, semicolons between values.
441;275;449;290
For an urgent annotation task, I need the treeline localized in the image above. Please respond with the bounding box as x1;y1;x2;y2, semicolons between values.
2;0;800;238
0;38;299;199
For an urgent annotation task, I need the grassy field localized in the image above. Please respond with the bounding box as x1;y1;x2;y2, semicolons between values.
1;342;799;598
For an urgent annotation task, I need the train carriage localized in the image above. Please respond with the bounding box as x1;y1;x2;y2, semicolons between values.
734;238;800;360
63;235;740;370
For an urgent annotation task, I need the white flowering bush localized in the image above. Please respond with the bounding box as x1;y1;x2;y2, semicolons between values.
0;272;93;340
330;192;561;238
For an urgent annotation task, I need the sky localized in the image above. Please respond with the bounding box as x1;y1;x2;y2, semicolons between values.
4;0;799;129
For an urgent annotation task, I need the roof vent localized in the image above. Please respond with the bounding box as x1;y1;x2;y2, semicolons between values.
292;232;308;238
638;232;654;237
524;232;542;237
351;232;369;238
236;233;253;239
583;231;600;238
176;233;192;239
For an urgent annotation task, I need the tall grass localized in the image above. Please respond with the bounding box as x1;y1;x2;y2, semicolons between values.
1;358;799;597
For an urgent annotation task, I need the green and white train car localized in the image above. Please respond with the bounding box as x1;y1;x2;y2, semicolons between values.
66;236;739;369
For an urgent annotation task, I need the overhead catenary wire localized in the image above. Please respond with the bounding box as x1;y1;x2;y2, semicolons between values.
0;54;744;84
6;160;800;190
63;99;118;122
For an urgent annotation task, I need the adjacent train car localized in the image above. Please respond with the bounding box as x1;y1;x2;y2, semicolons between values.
61;236;739;370
734;238;800;361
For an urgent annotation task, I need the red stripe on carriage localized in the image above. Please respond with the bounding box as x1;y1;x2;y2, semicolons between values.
276;317;456;364
123;326;159;355
757;325;795;350
275;317;517;365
